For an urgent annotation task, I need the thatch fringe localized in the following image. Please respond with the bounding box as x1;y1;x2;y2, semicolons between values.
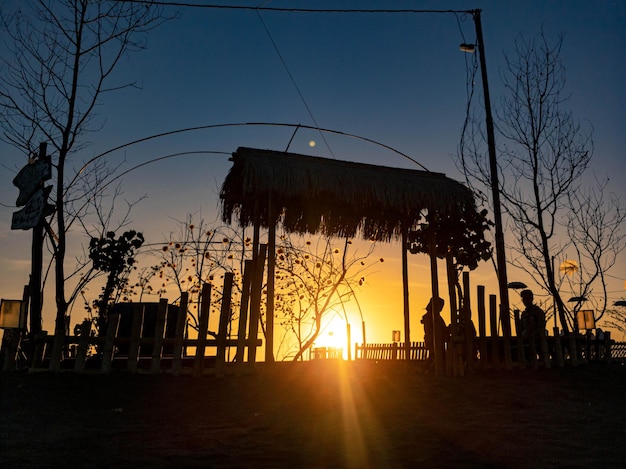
220;147;479;242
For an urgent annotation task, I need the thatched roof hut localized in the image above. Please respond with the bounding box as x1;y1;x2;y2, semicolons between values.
220;147;486;373
220;147;479;241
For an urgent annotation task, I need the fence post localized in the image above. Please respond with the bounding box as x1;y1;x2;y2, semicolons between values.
127;304;144;374
552;327;564;367
74;320;92;373
172;292;189;375
489;294;500;370
215;272;234;377
568;333;579;366
235;260;253;368
150;299;168;374
604;331;613;363
477;286;487;368
194;283;212;377
513;310;525;368
247;244;267;366
539;328;550;368
100;313;120;374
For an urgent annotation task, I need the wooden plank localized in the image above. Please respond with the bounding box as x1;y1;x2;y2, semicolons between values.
73;320;92;373
150;298;168;374
552;328;565;367
100;313;120;374
215;272;234;377
172;292;189;375
127;304;144;374
193;283;212;377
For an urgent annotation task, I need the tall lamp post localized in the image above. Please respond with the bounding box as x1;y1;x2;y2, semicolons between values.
461;10;512;340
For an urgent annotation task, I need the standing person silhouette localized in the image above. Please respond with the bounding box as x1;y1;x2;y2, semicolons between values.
421;297;448;368
520;289;546;339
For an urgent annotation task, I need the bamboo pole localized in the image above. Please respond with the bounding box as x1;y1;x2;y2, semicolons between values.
401;227;411;361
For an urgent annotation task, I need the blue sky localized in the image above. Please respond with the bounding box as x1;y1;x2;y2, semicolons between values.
1;0;625;340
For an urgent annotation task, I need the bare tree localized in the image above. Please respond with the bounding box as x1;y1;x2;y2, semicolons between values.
0;1;167;346
459;30;624;333
274;235;382;361
152;215;250;331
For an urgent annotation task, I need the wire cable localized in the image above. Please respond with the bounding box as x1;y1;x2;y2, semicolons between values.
255;11;335;157
118;1;473;15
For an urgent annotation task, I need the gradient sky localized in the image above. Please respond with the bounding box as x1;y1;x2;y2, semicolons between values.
1;0;625;344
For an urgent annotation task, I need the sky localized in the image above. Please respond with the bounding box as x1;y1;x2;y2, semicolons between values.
1;0;625;350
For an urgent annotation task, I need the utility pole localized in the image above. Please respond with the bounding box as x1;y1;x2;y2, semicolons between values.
471;10;512;342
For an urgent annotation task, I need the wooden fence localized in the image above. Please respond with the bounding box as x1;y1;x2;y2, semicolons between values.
355;341;429;361
1;272;263;376
354;333;617;373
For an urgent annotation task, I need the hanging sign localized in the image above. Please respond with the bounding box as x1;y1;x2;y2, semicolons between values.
13;157;52;206
11;186;53;230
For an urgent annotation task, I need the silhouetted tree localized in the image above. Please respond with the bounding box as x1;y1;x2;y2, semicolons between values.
275;235;382;361
0;1;167;345
88;230;144;335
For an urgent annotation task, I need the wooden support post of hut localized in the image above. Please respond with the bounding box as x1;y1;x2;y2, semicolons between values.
401;227;411;361
266;194;276;363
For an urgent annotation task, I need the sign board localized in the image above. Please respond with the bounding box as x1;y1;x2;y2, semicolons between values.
576;309;596;331
11;186;53;230
13;157;52;206
0;299;26;329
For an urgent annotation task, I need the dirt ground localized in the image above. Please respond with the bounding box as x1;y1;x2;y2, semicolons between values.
1;361;625;468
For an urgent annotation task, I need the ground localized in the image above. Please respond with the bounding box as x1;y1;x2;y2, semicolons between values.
1;361;625;468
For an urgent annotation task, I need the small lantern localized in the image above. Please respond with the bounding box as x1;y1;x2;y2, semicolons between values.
0;299;26;329
576;310;595;331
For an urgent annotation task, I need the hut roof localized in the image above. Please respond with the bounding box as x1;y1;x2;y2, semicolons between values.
220;147;479;242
